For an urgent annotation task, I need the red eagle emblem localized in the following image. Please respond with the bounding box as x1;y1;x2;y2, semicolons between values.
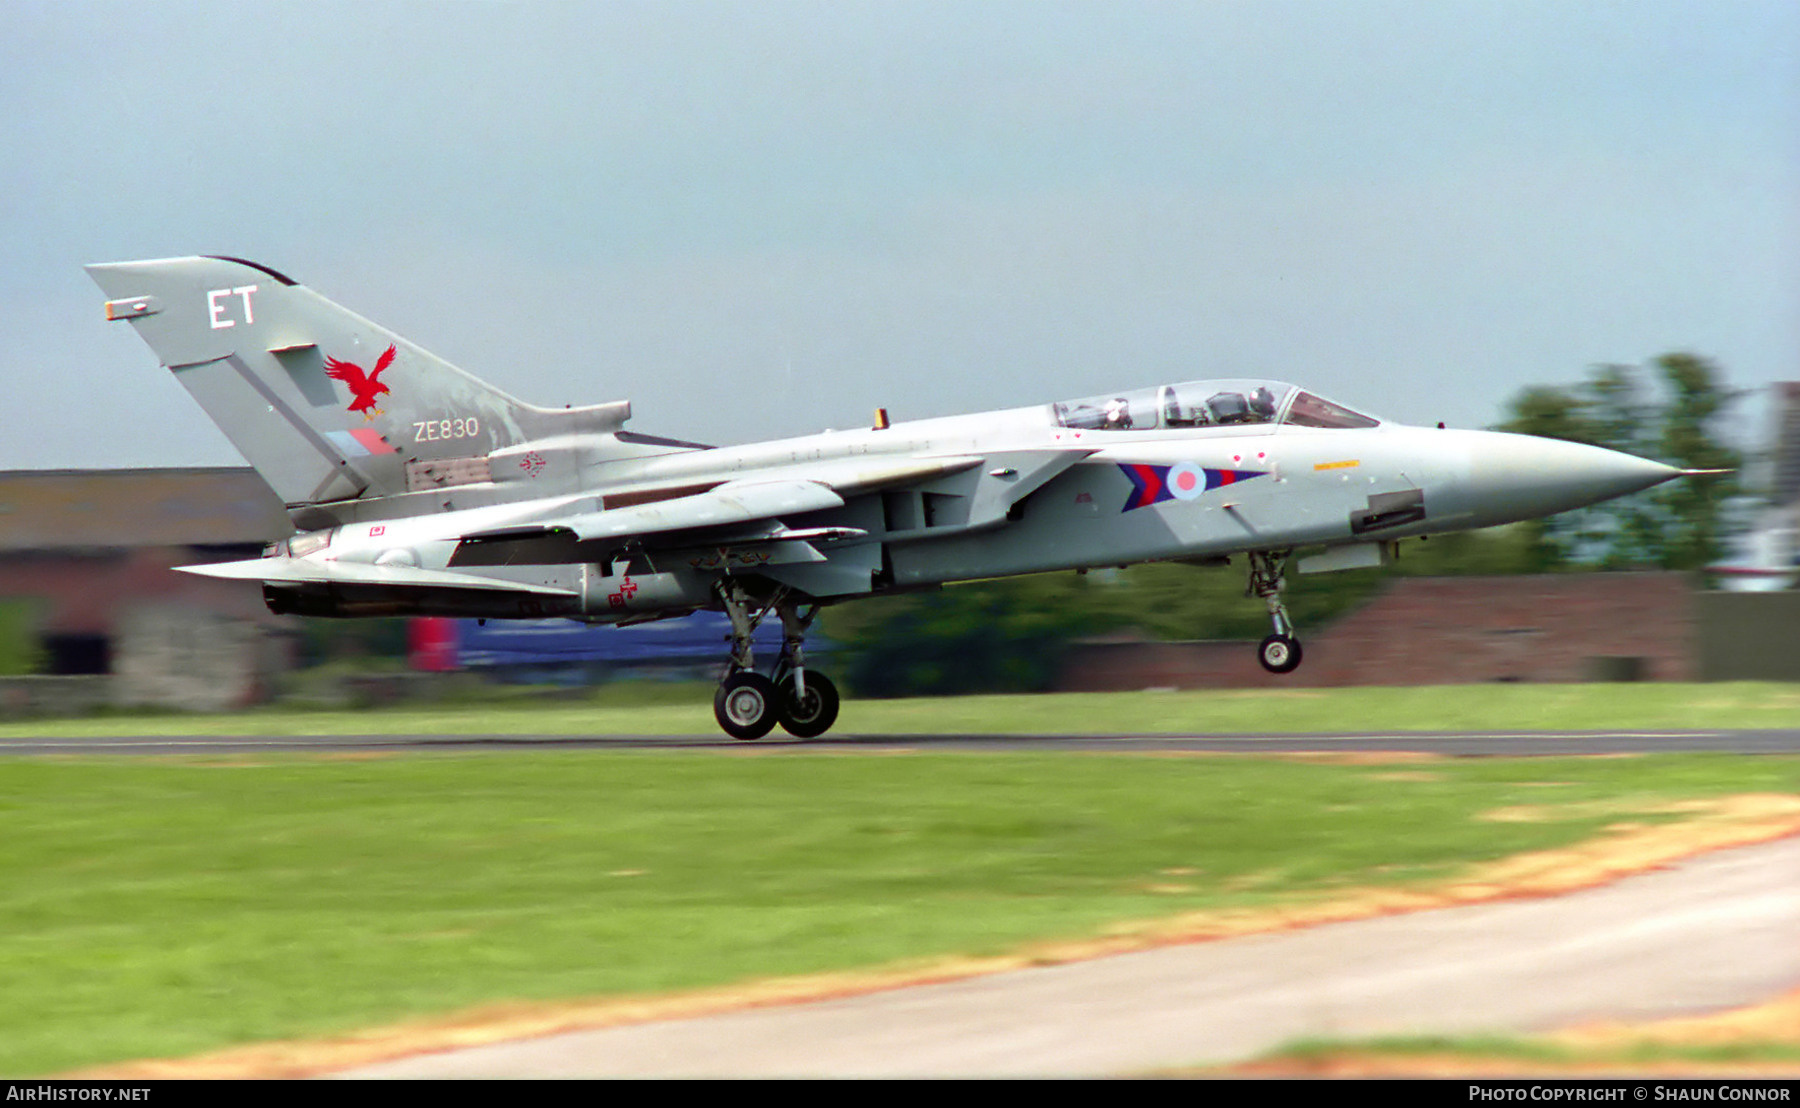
323;344;397;421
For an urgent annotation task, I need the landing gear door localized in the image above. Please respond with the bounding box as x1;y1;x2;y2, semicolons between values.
1350;488;1426;536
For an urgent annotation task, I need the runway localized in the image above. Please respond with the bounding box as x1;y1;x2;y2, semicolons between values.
6;728;1800;757
338;835;1800;1077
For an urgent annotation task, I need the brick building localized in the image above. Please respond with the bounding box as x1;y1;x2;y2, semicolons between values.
1060;572;1701;690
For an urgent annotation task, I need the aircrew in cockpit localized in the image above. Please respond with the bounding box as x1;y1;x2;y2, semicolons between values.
1206;390;1252;424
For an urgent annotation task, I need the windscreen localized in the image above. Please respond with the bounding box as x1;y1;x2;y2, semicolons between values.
1283;391;1380;429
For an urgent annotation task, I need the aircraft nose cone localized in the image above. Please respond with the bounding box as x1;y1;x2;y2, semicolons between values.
1452;431;1683;526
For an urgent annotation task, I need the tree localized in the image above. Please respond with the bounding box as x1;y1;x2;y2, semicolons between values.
1496;353;1741;570
0;599;45;676
821;573;1107;697
1654;353;1742;569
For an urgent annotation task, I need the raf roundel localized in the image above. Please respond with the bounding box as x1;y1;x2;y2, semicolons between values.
1167;461;1207;501
1117;462;1268;512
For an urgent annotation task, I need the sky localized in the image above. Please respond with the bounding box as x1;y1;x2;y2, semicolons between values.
3;0;1796;470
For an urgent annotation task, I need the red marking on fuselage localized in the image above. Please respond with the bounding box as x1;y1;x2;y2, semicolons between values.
1128;463;1164;509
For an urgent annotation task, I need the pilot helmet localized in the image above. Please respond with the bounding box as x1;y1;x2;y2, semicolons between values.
1207;391;1249;423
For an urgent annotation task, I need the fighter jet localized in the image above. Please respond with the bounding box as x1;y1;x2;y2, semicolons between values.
88;256;1697;738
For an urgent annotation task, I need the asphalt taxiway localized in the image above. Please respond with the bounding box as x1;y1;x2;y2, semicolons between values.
6;728;1800;757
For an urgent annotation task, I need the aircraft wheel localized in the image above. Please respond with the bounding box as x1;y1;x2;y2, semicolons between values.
1257;634;1303;675
777;671;840;738
714;672;779;740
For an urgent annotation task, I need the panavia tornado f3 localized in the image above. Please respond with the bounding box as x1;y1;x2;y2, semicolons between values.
88;256;1699;738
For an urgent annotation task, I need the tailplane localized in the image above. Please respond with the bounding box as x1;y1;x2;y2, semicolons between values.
86;256;631;507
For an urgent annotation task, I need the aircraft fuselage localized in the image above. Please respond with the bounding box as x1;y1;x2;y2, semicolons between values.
240;399;1680;623
86;255;1694;737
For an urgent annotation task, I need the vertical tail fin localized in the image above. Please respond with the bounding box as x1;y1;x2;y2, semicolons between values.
86;256;630;507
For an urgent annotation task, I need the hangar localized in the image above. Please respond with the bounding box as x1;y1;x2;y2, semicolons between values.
0;468;293;713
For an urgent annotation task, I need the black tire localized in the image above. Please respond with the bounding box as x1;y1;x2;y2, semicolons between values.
1257;634;1303;675
777;671;840;738
714;672;779;740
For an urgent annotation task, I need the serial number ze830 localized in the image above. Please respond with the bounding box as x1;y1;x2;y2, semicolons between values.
414;417;480;443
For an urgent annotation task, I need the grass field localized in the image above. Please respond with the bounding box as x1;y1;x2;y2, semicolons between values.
4;744;1799;1075
1224;1033;1800;1076
6;680;1800;738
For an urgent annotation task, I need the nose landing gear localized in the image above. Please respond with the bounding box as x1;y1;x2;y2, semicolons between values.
1248;550;1303;674
712;581;841;739
1257;632;1302;674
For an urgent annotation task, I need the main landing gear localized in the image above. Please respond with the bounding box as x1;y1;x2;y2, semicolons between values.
712;582;841;740
1248;550;1303;675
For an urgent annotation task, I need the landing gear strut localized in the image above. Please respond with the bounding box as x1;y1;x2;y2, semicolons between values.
1248;550;1303;674
770;600;840;738
711;581;841;739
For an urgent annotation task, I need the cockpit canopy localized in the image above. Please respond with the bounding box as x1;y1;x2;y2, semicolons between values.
1050;379;1381;433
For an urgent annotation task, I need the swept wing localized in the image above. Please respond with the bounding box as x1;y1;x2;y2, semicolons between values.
467;477;851;545
175;556;578;596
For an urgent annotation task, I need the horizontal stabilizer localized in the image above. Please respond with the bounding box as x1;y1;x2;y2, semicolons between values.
175;556;577;596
